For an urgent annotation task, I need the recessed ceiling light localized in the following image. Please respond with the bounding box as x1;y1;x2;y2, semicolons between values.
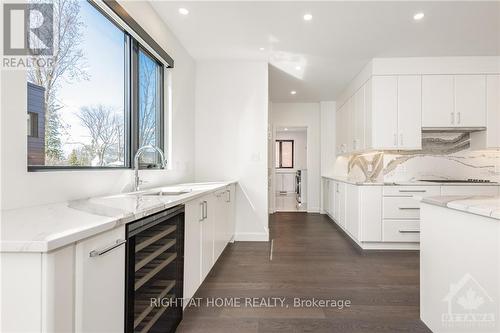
178;8;189;15
295;66;301;70
259;47;265;51
303;13;313;21
413;12;424;21
290;90;297;95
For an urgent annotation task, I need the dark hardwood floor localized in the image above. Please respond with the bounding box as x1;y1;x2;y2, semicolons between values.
178;212;431;333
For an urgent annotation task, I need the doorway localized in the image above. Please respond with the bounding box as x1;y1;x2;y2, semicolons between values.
273;127;307;212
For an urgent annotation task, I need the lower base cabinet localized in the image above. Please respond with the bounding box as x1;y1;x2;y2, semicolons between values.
183;184;236;306
75;226;126;333
322;178;499;250
1;184;236;332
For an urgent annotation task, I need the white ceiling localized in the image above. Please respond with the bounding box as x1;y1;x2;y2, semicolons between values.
151;1;500;102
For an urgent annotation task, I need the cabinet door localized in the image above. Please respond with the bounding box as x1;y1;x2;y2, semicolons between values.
75;226;125;333
454;75;486;127
337;182;346;228
213;191;227;262
486;75;500;147
329;180;336;217
353;86;365;151
184;199;203;301
346;185;359;240
371;76;398;149
440;186;499;196
398;76;422;149
346;98;355;153
226;185;236;243
360;186;382;242
422;75;454;127
200;195;215;281
335;105;344;154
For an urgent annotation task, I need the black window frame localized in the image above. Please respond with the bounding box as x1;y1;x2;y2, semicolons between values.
27;0;172;172
275;140;294;169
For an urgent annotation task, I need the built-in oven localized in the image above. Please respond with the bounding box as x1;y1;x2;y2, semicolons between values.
125;205;185;333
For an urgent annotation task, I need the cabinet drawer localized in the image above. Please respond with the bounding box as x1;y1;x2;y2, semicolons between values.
383;186;440;197
440;185;499;196
383;220;420;242
383;197;422;219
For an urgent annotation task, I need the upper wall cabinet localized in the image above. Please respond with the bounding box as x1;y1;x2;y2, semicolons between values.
422;75;487;128
336;75;422;154
367;75;422;151
470;75;500;149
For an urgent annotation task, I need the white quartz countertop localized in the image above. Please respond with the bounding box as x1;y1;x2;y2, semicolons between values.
0;181;236;253
421;195;500;220
321;175;500;187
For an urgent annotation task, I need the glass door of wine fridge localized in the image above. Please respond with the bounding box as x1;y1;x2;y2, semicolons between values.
125;205;184;333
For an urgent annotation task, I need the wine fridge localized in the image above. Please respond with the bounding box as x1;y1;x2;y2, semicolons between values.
125;205;185;333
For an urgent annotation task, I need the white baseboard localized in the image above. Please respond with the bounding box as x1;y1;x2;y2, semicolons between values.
234;232;269;242
307;207;320;213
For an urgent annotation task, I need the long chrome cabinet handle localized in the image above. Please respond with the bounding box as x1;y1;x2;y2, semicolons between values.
200;202;205;221
398;230;420;234
398;190;427;193
203;201;208;219
398;207;421;210
226;190;231;203
89;239;126;257
450;112;455;125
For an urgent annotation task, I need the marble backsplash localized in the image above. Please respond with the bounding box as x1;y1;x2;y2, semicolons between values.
342;133;500;183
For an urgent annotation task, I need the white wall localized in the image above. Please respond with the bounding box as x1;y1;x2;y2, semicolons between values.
275;130;307;171
195;61;269;241
0;1;196;210
271;103;321;212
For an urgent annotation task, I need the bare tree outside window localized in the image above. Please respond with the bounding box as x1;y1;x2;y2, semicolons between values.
27;0;126;168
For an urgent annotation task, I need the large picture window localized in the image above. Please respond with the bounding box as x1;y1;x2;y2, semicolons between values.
27;0;169;170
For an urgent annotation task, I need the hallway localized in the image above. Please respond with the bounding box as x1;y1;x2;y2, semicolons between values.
178;213;431;333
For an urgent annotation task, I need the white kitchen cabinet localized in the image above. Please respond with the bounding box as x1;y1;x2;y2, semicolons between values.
367;76;422;150
440;185;499;196
329;180;336;217
75;226;126;333
184;185;235;303
200;195;215;281
214;189;229;262
370;76;398;149
345;184;360;239
422;75;455;127
338;103;347;154
471;75;500;149
334;182;346;228
359;186;383;242
183;199;203;302
398;75;422;149
353;86;366;151
454;75;486;127
423;75;487;128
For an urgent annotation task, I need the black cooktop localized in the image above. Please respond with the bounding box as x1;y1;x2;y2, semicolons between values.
419;179;496;183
